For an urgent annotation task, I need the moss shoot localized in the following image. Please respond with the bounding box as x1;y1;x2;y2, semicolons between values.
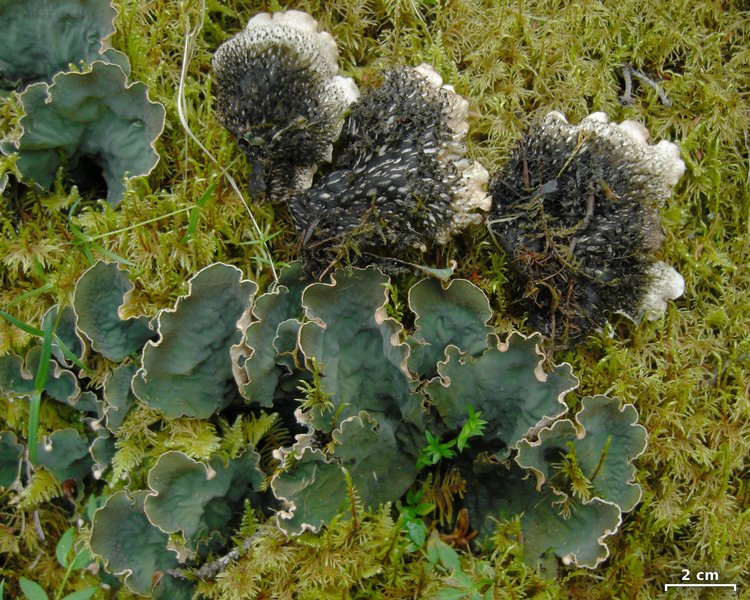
1;0;748;598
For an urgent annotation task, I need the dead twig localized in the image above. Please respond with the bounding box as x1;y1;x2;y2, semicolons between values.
619;65;672;107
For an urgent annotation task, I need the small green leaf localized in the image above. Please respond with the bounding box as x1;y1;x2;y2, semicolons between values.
414;502;436;516
70;547;92;570
19;578;48;600
456;406;488;451
61;588;98;600
427;532;461;573
405;489;423;505
406;519;427;548
434;586;474;600
426;532;440;565
55;527;75;568
418;430;457;468
80;243;95;266
437;542;461;573
235;230;284;245
68;222;92;245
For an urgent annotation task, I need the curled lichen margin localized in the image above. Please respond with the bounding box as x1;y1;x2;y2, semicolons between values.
71;260;154;361
514;397;649;508
132;262;257;419
428;331;577;434
298;266;413;380
5;59;166;206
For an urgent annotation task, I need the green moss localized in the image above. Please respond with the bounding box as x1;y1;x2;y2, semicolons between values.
1;0;748;597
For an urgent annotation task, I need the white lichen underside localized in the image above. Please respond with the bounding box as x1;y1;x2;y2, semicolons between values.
412;64;491;243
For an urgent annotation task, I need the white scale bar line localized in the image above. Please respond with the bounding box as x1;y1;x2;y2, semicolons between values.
664;583;737;589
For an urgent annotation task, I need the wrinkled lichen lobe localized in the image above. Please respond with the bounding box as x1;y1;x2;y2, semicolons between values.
212;10;358;199
290;67;455;255
292;64;490;271
489;112;685;340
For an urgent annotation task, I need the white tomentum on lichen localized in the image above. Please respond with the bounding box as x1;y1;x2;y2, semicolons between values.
639;261;685;320
411;64;492;243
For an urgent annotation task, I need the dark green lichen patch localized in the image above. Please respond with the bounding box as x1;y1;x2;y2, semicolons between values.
0;0;748;598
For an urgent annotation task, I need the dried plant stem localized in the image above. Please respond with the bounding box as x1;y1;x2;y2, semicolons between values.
619;64;672;107
168;532;262;581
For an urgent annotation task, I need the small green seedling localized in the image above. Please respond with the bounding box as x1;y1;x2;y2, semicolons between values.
398;489;436;551
18;528;99;600
426;532;495;600
417;406;488;468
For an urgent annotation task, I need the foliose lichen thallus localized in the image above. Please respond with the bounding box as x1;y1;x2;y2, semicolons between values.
212;10;359;200
488;111;685;342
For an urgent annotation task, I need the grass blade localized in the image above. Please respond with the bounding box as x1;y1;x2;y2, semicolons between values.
53;334;89;373
27;391;41;464
27;314;55;464
88;241;135;267
236;230;284;245
0;309;44;336
4;283;55;310
181;178;217;243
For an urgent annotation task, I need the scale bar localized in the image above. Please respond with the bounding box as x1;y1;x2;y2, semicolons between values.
665;583;736;590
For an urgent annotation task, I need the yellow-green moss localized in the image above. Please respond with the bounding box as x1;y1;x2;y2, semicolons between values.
1;0;748;597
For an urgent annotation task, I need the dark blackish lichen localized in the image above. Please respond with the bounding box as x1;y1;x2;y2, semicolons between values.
212;11;358;201
290;64;490;275
488;111;685;342
213;13;490;276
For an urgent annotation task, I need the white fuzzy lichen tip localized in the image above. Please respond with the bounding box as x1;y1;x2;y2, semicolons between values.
640;261;685;320
212;10;359;200
410;64;491;243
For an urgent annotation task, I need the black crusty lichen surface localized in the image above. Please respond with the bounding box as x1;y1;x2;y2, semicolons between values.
288;67;459;272
489;112;683;342
212;11;357;201
213;13;491;278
